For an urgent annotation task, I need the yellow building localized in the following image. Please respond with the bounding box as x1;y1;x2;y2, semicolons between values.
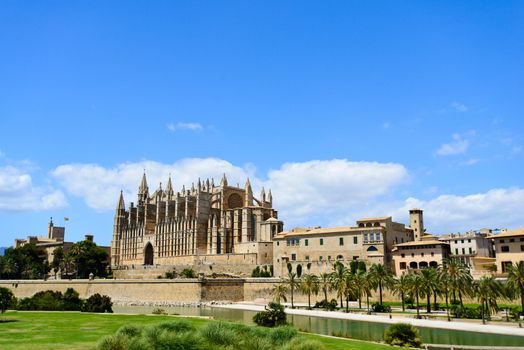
391;234;451;275
490;228;524;273
272;215;414;277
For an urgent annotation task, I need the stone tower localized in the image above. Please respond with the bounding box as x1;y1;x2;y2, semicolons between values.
409;208;424;241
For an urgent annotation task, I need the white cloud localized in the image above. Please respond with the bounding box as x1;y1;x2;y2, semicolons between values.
0;166;67;211
396;188;524;233
462;158;480;166
435;133;470;156
167;122;203;132
451;102;468;112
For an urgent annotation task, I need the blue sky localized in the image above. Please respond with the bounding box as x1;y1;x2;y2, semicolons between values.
1;1;523;247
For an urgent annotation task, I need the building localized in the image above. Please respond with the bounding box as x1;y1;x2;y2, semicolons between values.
439;229;496;275
391;234;451;275
111;173;283;274
13;219;109;275
490;228;524;273
272;215;414;277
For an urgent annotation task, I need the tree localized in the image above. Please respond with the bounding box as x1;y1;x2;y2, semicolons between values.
353;270;367;309
507;261;524;316
393;274;410;312
272;284;288;304
67;240;109;279
438;268;453;321
369;263;393;305
474;275;503;324
0;245;49;280
442;258;472;306
384;323;421;347
60;254;75;279
283;271;300;309
52;247;64;279
361;272;376;314
342;271;356;312
420;268;439;313
318;272;332;303
332;261;346;308
300;274;319;309
0;287;15;314
407;272;426;319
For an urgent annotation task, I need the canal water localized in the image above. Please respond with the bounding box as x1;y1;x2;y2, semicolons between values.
113;305;524;347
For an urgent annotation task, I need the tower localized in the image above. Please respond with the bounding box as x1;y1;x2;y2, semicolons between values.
409;208;424;241
111;191;126;266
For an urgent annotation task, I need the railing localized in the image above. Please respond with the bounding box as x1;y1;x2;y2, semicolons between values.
423;345;524;350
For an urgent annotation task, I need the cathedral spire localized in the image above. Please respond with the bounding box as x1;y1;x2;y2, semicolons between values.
268;189;273;206
260;187;266;203
197;178;202;192
166;175;174;197
244;178;253;206
117;190;125;211
221;173;228;187
138;172;149;195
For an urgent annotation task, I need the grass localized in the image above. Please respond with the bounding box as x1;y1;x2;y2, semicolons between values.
0;311;393;350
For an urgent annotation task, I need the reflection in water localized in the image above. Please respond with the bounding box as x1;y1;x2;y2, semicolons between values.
113;305;524;346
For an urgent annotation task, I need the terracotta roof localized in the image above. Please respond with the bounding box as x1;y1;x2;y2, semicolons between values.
274;226;383;238
356;216;391;222
488;228;524;239
393;240;449;247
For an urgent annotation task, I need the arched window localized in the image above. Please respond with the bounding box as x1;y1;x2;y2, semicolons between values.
409;261;418;269
419;261;428;269
336;255;344;261
367;246;378;252
429;261;438;268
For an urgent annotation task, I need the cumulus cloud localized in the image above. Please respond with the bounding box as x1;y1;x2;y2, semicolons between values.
435;133;470;156
0;166;67;211
51;159;257;211
167;122;203;132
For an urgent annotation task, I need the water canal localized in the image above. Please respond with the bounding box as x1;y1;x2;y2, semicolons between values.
113;305;524;347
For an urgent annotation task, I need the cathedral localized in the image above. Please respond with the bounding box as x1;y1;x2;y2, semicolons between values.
111;173;284;272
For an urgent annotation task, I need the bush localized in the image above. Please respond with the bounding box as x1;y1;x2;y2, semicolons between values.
253;302;287;327
63;288;83;311
0;287;16;313
384;323;422;347
83;293;113;313
180;268;196;278
371;302;392;313
450;305;482;319
151;308;167;315
314;299;338;311
18;290;64;311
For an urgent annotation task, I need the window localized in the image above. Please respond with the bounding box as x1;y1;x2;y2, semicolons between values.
468;239;471;243
400;262;407;270
421;253;424;257
305;239;309;246
336;255;343;261
370;233;375;241
339;237;344;246
305;255;310;261
353;236;358;244
469;247;473;254
431;252;434;257
320;238;324;246
291;253;296;261
462;248;465;255
501;246;510;252
376;233;381;241
411;253;415;257
319;256;323;261
500;239;505;243
286;240;290;246
277;242;279;246
367;246;378;252
461;240;464;244
401;253;405;258
353;256;359;260
364;233;368;242
510;238;515;243
521;245;524;252
455;248;459;255
328;255;332;261
520;238;524;242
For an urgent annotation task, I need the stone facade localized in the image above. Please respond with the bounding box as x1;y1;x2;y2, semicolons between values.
272;215;414;277
111;174;283;275
490;228;524;273
391;234;451;275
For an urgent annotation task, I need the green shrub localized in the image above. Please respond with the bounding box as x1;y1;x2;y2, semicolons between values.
371;302;392;313
155;319;195;333
97;334;128;350
180;268;196;278
116;324;142;338
384;323;421;347
314;299;338;311
270;326;298;346
450;305;482;319
200;322;239;346
63;288;83;311
151;308;167;315
253;302;287;327
83;293;113;313
282;337;325;350
0;287;16;313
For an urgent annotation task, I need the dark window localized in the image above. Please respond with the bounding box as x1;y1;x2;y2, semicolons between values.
305;239;308;246
501;246;510;252
401;253;405;258
431;252;434;257
500;239;505;243
353;236;358;244
455;248;459;255
400;262;407;270
462;248;465;255
411;253;414;257
305;255;310;261
291;254;296;261
468;239;471;243
320;238;324;246
319;256;323;261
328;255;332;261
339;237;344;246
469;247;473;254
461;240;464;243
521;245;524;252
277;242;279;246
510;238;515;243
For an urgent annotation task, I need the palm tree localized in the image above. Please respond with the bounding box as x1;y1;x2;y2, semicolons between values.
442;258;472;306
332;261;346;308
507;261;524;316
362;271;376;314
318;272;333;303
60;254;75;278
283;271;300;308
393;273;410;312
438;269;453;321
353;270;366;309
342;271;357;312
421;268;439;313
272;284;288;304
474;275;503;324
407;272;426;319
300;274;319;309
369;263;394;305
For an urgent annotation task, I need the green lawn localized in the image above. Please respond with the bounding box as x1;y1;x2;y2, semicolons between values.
0;311;393;350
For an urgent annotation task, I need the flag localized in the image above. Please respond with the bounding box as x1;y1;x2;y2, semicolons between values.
64;217;70;221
